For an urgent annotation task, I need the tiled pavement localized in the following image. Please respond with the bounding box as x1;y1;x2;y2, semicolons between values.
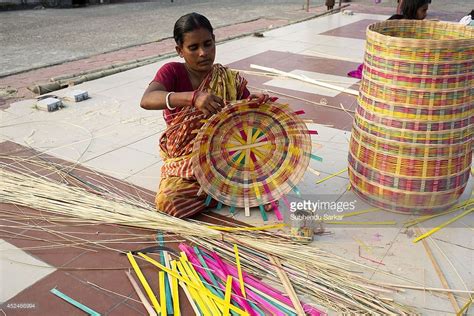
0;18;292;109
1;11;473;316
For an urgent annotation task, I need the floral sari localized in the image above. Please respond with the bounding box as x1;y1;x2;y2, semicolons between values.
156;64;248;217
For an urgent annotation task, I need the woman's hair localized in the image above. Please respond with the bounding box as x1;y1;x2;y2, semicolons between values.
401;0;431;19
173;13;214;46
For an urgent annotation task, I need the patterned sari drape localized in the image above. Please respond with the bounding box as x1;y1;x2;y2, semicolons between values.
159;64;248;179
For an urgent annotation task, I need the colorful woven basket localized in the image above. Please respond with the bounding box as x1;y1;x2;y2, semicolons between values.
349;20;473;214
192;100;313;216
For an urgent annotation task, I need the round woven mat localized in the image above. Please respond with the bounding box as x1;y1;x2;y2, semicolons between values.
192;101;311;208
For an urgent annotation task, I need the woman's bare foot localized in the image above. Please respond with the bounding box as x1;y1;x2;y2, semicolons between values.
263;201;279;212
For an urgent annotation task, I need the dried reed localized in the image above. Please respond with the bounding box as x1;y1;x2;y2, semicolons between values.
0;167;417;313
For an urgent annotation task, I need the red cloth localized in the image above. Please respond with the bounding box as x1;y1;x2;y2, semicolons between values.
153;62;193;125
153;62;250;125
348;63;364;79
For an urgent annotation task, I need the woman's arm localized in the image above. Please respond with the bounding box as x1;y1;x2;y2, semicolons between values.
140;81;193;111
140;81;225;117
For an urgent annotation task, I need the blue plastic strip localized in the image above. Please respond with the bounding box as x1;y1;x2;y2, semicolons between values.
309;153;323;161
258;204;268;221
205;195;212;206
249;301;265;316
50;288;101;316
157;232;173;314
292;186;301;197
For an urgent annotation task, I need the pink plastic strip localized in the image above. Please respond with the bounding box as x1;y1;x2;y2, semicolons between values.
200;249;324;316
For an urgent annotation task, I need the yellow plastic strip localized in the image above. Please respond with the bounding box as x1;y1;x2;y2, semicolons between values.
180;257;220;316
414;208;473;243
171;261;185;316
251;127;260;143
316;167;348;184
405;208;460;228
353;237;372;254
159;272;167;316
223;276;233;316
179;256;198;282
340;207;380;219
234;244;247;298
169;261;180;316
457;297;473;316
253;178;261;200
126;252;161;313
177;261;210;316
404;198;473;227
138;253;249;316
180;281;201;315
207;223;287;231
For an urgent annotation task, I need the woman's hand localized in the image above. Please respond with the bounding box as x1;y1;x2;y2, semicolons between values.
247;93;270;104
193;91;225;117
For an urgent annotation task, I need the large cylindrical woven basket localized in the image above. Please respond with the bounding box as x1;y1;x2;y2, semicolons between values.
348;20;473;214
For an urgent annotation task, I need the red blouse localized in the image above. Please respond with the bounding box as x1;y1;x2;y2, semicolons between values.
152;62;250;125
153;62;194;125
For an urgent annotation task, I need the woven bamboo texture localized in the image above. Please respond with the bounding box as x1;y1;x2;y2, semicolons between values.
192;100;312;208
349;20;474;214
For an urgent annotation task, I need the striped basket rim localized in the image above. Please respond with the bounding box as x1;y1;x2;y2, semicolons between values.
367;20;474;48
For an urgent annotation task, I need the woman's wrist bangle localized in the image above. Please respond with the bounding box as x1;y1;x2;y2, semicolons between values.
191;90;198;107
165;92;175;110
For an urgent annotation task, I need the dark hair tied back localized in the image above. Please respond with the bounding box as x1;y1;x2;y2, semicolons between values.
402;0;431;19
173;12;214;46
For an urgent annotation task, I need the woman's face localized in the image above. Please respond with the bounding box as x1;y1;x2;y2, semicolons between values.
416;4;429;20
176;28;216;74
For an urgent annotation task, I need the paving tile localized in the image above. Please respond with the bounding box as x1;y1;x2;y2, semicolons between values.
228;50;359;131
2;12;473;315
2;227;90;268
300;44;365;63
124;161;162;192
82;146;159;180
105;301;147;316
263;69;359;98
2;270;123;315
126;133;161;156
320;19;380;39
369;232;457;314
0;239;56;303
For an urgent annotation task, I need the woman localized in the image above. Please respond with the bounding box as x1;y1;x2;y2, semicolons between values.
391;0;431;20
326;0;335;10
348;0;431;79
140;13;269;218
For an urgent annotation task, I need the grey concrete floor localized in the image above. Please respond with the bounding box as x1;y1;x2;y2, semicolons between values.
0;0;325;76
0;0;469;77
